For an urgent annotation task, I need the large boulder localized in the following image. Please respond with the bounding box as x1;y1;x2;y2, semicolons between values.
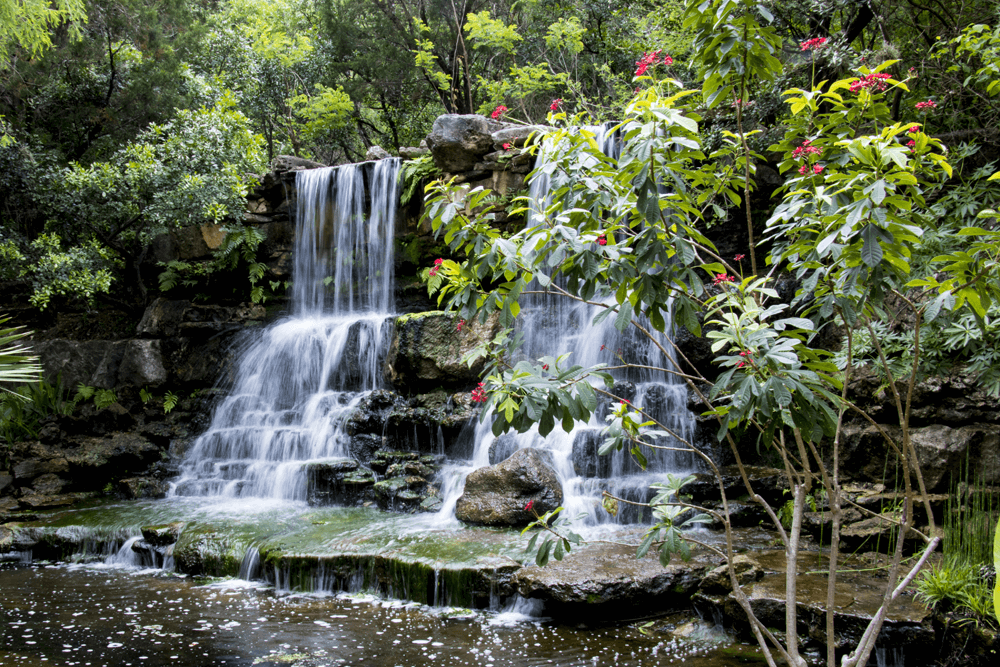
31;339;124;390
118;340;168;386
455;448;562;526
426;115;504;172
386;311;499;391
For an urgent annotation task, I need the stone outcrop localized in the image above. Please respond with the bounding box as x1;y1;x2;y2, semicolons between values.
426;114;506;172
386;311;500;391
455;448;562;526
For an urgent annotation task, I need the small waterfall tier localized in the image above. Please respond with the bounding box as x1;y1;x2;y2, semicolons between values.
171;159;401;501
438;125;697;527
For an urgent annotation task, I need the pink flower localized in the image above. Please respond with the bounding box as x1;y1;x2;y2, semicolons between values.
908;125;920;133
549;98;562;111
491;105;508;120
471;382;487;403
597;235;607;246
798;164;809;175
713;273;736;285
907;139;916;147
503;142;512;150
849;73;892;94
813;164;824;174
801;37;828;51
915;100;937;111
457;319;465;332
735;254;745;261
525;500;535;512
634;50;668;77
737;361;746;368
791;141;822;159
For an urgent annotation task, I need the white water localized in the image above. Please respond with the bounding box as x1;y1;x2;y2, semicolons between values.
171;159;401;501
434;126;698;529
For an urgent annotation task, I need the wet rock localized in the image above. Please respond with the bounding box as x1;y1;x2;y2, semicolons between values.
305;458;376;507
141;522;186;547
117;477;168;499
63;433;162;491
0;473;12;494
488;435;520;466
386;311;500;391
31;339;123;390
698;554;764;594
837;513;927;553
419;496;443;513
385;461;436;478
684;465;787;506
348;434;383;463
373;475;433;512
514;539;712;616
370;450;419;475
0;496;20;518
426;115;504;172
18;493;80;509
13;455;69;481
693;550;935;653
455;448;562;526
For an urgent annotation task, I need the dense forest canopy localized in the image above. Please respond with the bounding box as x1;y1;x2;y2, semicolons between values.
0;0;999;314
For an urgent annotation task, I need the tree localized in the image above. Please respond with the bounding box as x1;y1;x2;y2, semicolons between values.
420;2;1000;665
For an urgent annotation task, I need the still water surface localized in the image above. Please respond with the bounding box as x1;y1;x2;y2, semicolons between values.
0;563;761;667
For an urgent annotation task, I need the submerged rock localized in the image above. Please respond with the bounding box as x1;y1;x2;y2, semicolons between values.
455;448;562;526
142;522;185;547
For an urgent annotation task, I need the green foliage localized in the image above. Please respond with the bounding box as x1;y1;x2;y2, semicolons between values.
163;391;179;414
0;378;74;447
398;154;440;207
465;11;522;54
521;507;583;566
916;560;995;626
0;0;86;60
0;315;41;395
73;384;117;410
19;234;120;310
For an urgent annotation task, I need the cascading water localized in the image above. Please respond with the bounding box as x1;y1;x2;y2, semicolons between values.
171;158;401;501
438;126;697;526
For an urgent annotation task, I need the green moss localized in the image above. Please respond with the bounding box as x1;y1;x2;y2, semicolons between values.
395;310;450;326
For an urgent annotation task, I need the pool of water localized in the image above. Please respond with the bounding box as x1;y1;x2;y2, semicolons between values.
0;562;762;667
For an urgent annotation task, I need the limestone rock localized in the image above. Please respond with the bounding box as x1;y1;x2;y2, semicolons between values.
386;311;500;391
31;473;67;496
514;538;712;614
698;554;764;594
31;339;122;390
455;448;562;526
399;146;429;159
365;145;393;161
272;155;326;172
426;115;503;172
491;125;549;150
305;458;376;507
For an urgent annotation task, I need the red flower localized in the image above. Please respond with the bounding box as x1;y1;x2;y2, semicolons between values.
491;105;508;120
471;382;487;403
791;140;822;159
798;164;809;175
502;142;512;150
813;164;824;174
634;50;668;77
549;98;562;111
597;235;607;246
457;319;465;332
737;361;746;368
849;73;891;94
915;100;937;111
428;258;444;277
620;399;630;405
908;125;920;133
713;273;736;285
525;500;535;512
801;37;828;51
542;364;549;371
907;139;916;147
735;254;745;261
600;344;606;351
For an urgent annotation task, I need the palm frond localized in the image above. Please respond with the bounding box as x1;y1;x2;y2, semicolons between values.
0;314;41;398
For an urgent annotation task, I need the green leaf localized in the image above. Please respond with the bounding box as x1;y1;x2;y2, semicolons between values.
860;224;884;268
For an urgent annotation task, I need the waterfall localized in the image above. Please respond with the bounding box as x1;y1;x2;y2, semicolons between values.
437;126;697;527
171;158;401;501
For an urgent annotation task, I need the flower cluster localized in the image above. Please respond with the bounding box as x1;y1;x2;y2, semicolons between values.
735;254;745;262
502;142;512;150
634;50;672;77
428;258;443;277
542;364;549;371
491;105;508;120
470;382;487;403
915;100;937;111
713;273;736;285
791;140;822;159
908;125;920;133
849;72;891;94
799;164;824;175
907;139;916;148
549;98;562;111
457;319;465;332
597;234;607;246
737;349;753;369
800;37;827;51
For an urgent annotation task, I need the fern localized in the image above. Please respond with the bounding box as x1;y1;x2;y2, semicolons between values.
399;154;439;206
